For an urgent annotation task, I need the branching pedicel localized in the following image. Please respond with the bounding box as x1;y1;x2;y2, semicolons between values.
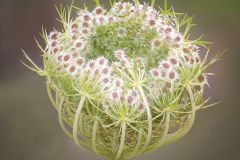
23;0;222;160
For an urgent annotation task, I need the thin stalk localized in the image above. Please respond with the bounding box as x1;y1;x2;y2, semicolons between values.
132;128;143;156
138;86;152;152
163;86;196;145
73;96;86;150
142;112;170;153
116;121;126;159
46;82;57;110
92;119;99;154
155;112;170;148
112;130;117;153
58;96;73;138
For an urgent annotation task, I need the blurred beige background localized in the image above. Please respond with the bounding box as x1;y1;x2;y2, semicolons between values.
0;0;239;160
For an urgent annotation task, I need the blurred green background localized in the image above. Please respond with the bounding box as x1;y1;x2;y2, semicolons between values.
0;0;239;160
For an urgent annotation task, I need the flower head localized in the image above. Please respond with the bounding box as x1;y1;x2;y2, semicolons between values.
24;1;221;160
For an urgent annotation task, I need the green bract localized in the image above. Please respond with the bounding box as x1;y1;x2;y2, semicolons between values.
23;1;221;160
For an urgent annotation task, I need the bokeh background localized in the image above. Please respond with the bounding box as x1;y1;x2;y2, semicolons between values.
0;0;239;160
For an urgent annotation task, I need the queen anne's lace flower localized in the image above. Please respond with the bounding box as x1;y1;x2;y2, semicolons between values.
24;1;221;160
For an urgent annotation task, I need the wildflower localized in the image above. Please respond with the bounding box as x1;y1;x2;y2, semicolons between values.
82;28;90;35
102;77;111;84
174;33;182;43
114;50;126;60
71;23;78;29
110;90;121;101
184;55;190;62
167;70;179;82
95;15;108;25
76;57;85;66
108;15;116;22
113;77;124;88
97;56;108;66
150;68;161;79
49;31;59;40
69;65;76;73
24;1;220;160
102;66;110;75
93;6;105;15
138;103;145;110
160;61;171;70
127;95;134;104
164;26;173;33
63;53;71;62
86;60;96;72
82;22;90;28
135;57;145;66
168;56;179;66
82;13;92;21
74;40;83;48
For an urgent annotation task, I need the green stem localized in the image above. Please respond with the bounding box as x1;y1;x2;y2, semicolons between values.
58;96;73;138
116;121;126;160
46;82;57;110
145;112;170;153
92;119;99;154
163;86;196;145
73;96;86;150
138;86;152;152
132;128;143;156
159;112;170;145
47;82;74;138
112;130;117;153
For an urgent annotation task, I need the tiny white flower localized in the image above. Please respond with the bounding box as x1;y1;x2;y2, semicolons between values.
113;77;124;88
93;6;106;15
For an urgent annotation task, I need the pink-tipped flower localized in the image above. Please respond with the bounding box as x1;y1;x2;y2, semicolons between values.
63;53;71;62
76;57;85;67
138;103;145;111
97;56;108;66
150;68;161;79
82;13;92;22
86;60;96;72
136;57;145;66
101;66;111;75
113;77;124;88
74;40;84;49
102;77;111;85
93;6;106;15
130;89;139;98
109;90;121;101
168;56;179;66
127;95;134;105
114;50;126;60
160;61;171;70
96;15;108;25
174;33;182;43
49;31;60;40
167;70;179;82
